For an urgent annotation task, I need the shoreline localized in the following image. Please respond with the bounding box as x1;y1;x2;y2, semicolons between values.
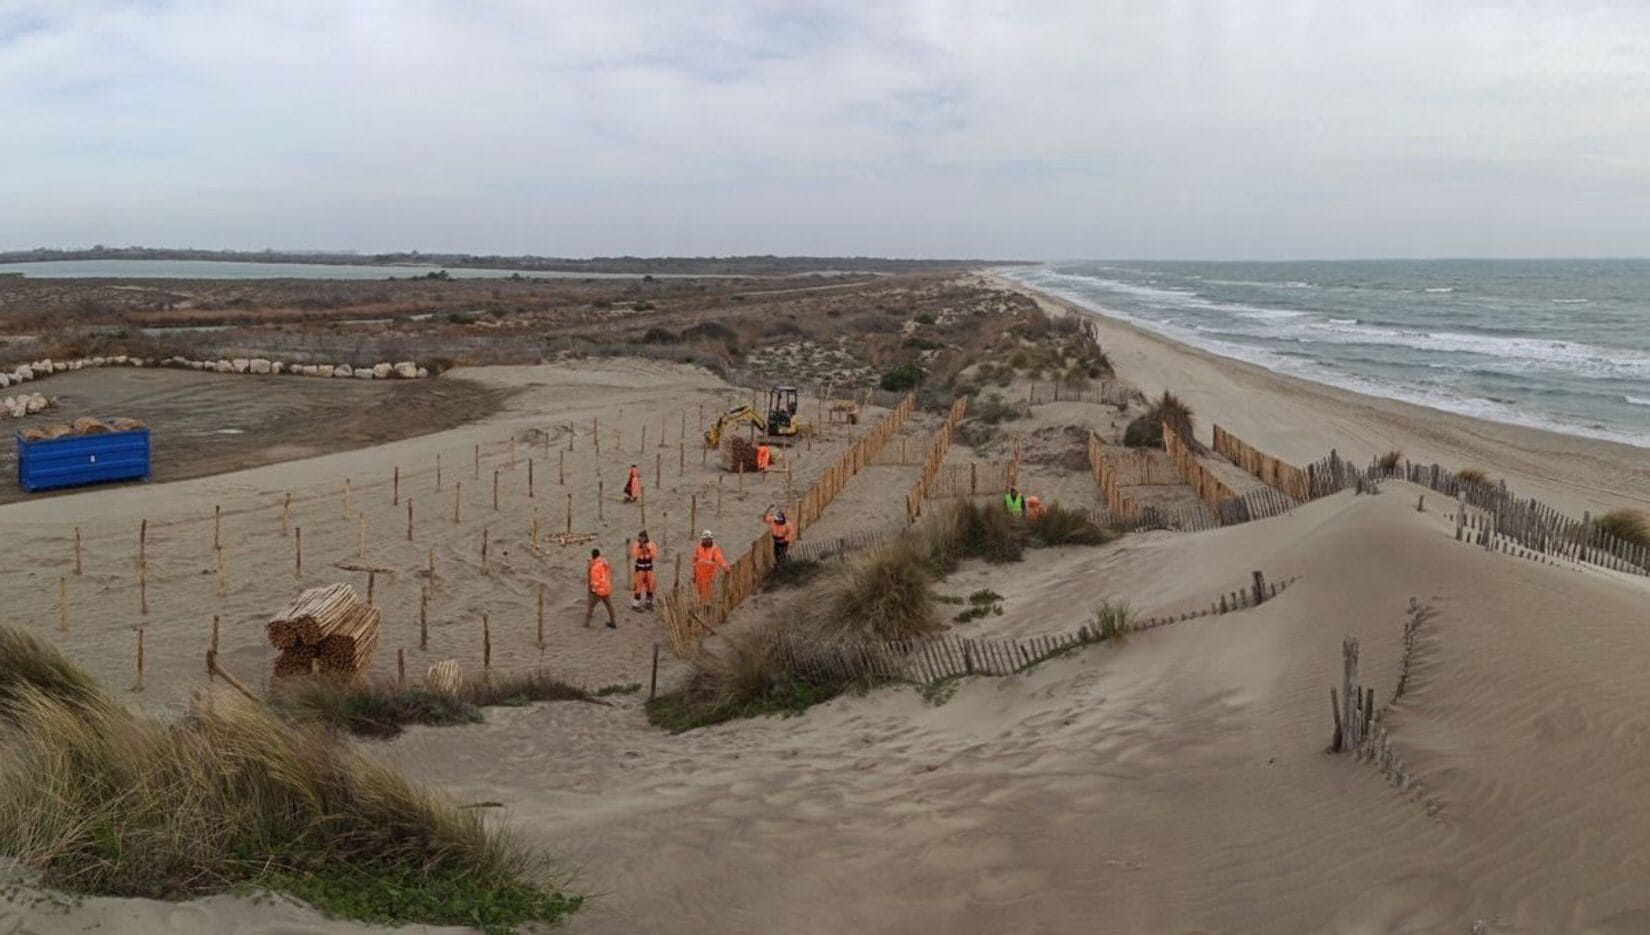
993;273;1650;517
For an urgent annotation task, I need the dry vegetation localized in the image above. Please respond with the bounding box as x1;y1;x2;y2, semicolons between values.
0;625;580;932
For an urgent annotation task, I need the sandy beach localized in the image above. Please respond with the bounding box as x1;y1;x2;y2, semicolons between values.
999;273;1650;518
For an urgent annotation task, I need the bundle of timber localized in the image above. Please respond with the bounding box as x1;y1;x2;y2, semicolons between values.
426;660;463;695
267;583;381;678
723;436;761;472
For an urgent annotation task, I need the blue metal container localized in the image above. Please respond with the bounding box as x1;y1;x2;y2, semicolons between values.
16;428;151;492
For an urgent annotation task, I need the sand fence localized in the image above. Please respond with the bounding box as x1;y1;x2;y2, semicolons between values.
659;393;916;652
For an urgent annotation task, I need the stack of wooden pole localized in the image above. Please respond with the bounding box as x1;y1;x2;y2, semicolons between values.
267;583;381;678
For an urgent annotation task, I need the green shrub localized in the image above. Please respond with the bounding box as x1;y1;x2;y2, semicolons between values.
880;363;926;392
1456;467;1492;486
645;625;876;732
1122;414;1162;448
1145;390;1194;442
272;670;592;739
915;313;936;325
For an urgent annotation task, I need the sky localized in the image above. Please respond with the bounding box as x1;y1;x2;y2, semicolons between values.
3;0;1650;260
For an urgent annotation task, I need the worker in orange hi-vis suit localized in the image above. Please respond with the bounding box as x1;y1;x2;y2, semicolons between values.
628;530;660;611
623;463;642;503
755;444;772;472
692;530;732;604
583;547;617;629
761;505;794;568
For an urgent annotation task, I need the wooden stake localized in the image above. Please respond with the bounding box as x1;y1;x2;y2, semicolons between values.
397;648;406;689
215;546;225;598
528;458;535;499
407;499;414;541
482;613;492;676
427;547;435;581
213;504;221;550
205;651;259;704
57;577;68;631
690;495;698;547
139;518;147;568
641;423;647;453
597;481;604;521
650;642;660;701
640;491;647;528
343;479;351;518
537;585;547;650
530;507;540;548
419;584;429;649
139;560;148;615
661;413;667;448
674;552;682;592
474;443;481;479
282;492;292;536
655;452;662;489
481;528;490;574
717;474;724;515
73;527;83;575
295;526;303;577
367;571;376;605
593;416;600;455
393;465;400;505
568;492;575;533
357;514;366;558
436;453;443;490
559;449;565;485
134;628;145;691
211;613;220;656
493;470;500;511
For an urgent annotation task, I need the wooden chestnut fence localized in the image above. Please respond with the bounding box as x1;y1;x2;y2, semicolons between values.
903;397;970;522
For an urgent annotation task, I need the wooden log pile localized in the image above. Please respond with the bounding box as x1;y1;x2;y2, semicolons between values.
267;583;381;678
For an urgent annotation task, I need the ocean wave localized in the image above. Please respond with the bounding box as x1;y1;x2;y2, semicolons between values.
1552;298;1591;304
1423;287;1455;293
1328;317;1358;324
1204;278;1317;289
1001;267;1650;449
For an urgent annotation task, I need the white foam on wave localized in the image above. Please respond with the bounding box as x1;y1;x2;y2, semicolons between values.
1424;287;1455;293
1628;395;1650;407
1552;298;1591;304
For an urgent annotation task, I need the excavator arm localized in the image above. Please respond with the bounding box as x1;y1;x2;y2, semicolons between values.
704;405;767;448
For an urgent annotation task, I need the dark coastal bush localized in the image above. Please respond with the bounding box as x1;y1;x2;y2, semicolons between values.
880;363;926;392
642;327;679;344
1122;414;1162;448
1597;510;1649;548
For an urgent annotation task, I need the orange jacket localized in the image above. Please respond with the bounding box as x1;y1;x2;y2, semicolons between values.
588;557;612;596
629;539;659;570
762;510;794;543
756;445;772;471
693;543;730;575
625;467;642;496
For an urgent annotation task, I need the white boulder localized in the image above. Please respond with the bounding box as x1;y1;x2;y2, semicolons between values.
270;362;283;375
231;358;250;374
250;359;272;374
416;367;429;379
215;360;233;373
316;365;334;378
15;366;32;382
355;368;374;380
25;394;48;414
53;361;67;373
372;363;392;379
112;355;128;365
0;375;7;390
393;362;417;379
333;364;353;378
92;357;106;367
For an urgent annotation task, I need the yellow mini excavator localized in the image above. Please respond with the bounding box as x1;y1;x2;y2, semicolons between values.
705;385;806;448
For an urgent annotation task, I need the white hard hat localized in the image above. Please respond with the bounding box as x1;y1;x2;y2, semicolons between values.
701;529;714;538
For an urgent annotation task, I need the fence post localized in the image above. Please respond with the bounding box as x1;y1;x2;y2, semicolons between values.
1341;637;1361;750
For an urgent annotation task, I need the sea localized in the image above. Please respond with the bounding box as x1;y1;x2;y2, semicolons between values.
1004;260;1650;449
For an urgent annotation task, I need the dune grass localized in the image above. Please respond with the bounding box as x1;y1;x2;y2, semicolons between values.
1125;389;1195;448
645;624;872;732
1596;509;1650;548
272;669;596;739
1455;466;1492;486
1026;503;1115;547
0;626;580;932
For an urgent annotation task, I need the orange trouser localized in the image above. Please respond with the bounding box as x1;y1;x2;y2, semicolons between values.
632;570;656;594
693;570;716;602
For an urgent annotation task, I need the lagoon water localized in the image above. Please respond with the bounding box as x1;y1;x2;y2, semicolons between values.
0;259;656;280
1006;260;1650;449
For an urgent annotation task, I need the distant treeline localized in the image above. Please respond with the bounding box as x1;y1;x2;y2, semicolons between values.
0;246;1025;276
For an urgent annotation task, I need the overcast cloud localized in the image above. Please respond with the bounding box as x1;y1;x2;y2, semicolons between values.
3;1;1649;259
